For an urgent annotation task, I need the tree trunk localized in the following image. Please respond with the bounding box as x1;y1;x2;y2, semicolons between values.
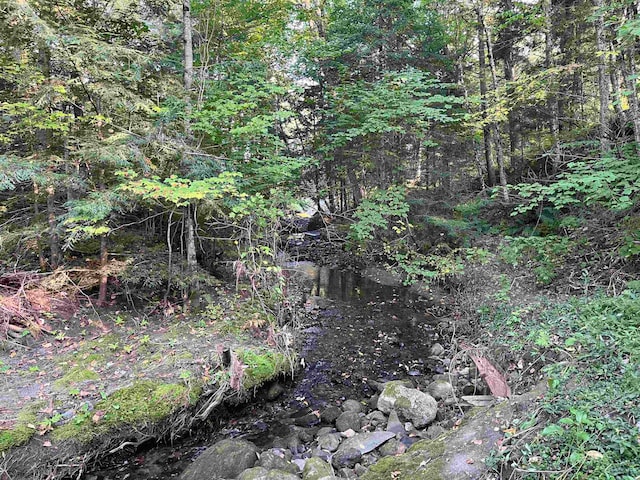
477;8;496;187
46;186;61;269
623;51;640;148
594;0;610;154
545;0;561;174
183;0;194;92
482;13;509;201
97;234;109;306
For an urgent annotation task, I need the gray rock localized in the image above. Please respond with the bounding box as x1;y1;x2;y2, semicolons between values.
181;438;258;480
317;433;342;452
364;410;386;428
427;380;455;400
377;381;438;428
385;410;404;434
321;406;342;424
311;448;332;462
302;457;334;480
354;463;369;476
338;467;357;478
341;399;363;413
316;426;335;436
377;438;402;457
338;431;395;455
331;447;362;469
430;342;445;357
335;411;361;432
295;413;321;427
425;424;446;439
257;450;299;474
238;466;269;480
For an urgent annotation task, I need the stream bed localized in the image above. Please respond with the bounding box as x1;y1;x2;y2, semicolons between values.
87;264;460;479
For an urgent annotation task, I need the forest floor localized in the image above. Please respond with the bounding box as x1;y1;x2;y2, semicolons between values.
0;281;299;479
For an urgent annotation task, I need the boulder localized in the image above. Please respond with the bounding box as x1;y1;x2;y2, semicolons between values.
302;457;334;480
321;406;342;424
337;432;395;455
426;380;455;401
238;467;300;480
335;411;361;432
257;450;299;474
341;399;363;413
331;447;362;469
377;381;438;428
317;433;342;452
181;438;258;480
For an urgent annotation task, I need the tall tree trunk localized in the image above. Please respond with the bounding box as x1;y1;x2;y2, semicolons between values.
46;186;60;269
482;12;509;201
97;235;109;306
545;0;561;174
477;7;496;187
501;0;520;170
594;0;610;154
622;51;640;148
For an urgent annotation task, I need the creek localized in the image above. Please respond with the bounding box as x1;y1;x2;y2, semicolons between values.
87;264;454;480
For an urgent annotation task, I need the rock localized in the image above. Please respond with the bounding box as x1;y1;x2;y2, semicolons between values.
354;463;369;476
335;411;361;432
461;395;495;407
238;467;269;480
317;433;342;452
257;450;299;474
311;448;331;462
331;447;362;469
181;439;258;480
265;382;285;401
296;426;318;443
338;432;395;455
238;467;300;480
377;381;438;428
302;457;334;480
365;410;386;427
338;467;357;478
432;373;458;384
425;424;446;439
295;413;321;427
317;426;335;436
377;438;403;457
342;399;363;413
430;343;445;357
321;406;342;424
426;380;455;401
341;428;356;438
385;410;404;434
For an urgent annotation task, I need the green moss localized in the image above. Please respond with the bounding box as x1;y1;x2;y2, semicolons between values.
0;402;43;453
238;349;294;390
52;380;201;442
362;440;445;480
54;367;100;389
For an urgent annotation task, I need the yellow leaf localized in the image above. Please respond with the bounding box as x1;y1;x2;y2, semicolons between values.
586;450;604;460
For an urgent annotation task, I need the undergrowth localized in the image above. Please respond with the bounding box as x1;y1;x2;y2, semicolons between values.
483;282;640;479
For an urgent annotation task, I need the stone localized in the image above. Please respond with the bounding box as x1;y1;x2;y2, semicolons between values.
238;467;300;480
342;399;363;413
385;410;404;434
302;457;334;480
180;438;258;480
317;433;342;452
425;424;446;439
311;448;331;462
338;431;395;455
295;413;321;427
331;447;362;469
257;450;299;474
377;381;438;429
317;426;335;436
365;410;386;428
427;380;455;400
430;343;445;357
321;406;342;424
335;411;361;432
377;438;403;457
354;463;369;476
265;382;285;401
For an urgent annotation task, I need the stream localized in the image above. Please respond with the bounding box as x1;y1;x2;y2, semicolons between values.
87;264;455;480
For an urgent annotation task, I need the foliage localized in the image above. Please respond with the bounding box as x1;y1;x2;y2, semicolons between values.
485;289;640;479
499;235;574;285
349;186;410;244
512;147;640;215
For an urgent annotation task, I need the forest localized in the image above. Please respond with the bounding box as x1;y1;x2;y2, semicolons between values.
0;0;639;479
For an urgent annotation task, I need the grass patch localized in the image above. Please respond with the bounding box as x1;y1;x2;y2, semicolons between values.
53;367;100;389
483;285;640;479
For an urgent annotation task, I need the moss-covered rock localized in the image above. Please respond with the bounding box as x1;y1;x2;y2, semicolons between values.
0;402;42;453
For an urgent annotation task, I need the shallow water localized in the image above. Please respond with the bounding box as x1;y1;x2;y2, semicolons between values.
86;265;445;479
